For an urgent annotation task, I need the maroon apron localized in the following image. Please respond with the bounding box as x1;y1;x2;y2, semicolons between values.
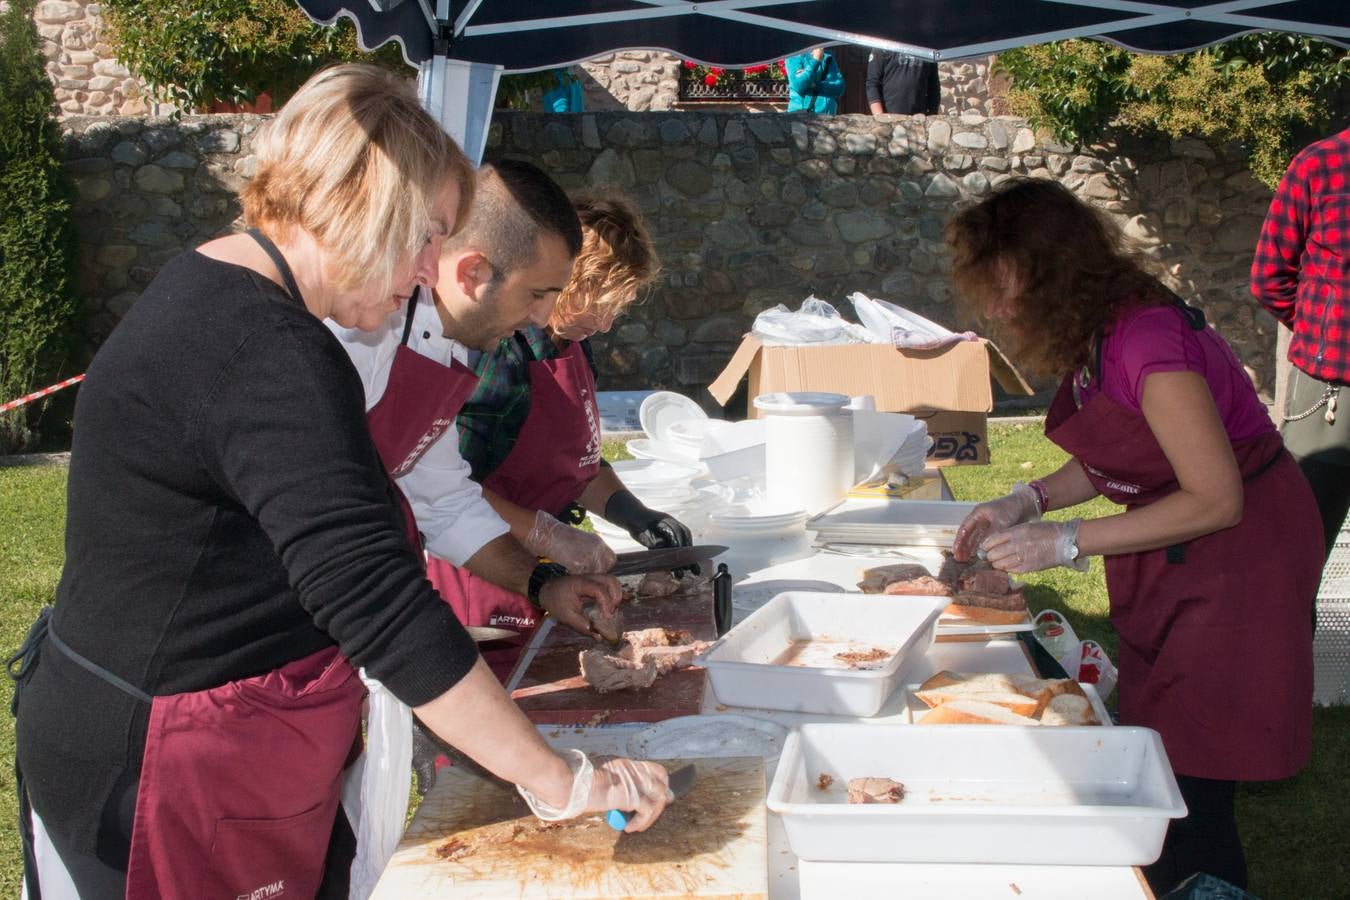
124;647;365;898
1045;358;1319;781
365;288;481;547
426;339;603;679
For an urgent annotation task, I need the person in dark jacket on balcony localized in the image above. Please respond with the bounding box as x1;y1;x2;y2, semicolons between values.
866;50;940;115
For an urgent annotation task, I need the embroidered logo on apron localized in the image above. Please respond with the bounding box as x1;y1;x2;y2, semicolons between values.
578;388;602;468
237;881;286;900
394;416;452;477
490;612;538;628
1083;463;1142;495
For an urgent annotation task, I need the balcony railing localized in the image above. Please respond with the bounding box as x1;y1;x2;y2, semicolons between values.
677;68;789;103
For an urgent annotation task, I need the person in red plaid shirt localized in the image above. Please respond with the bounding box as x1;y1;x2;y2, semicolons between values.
1251;125;1350;557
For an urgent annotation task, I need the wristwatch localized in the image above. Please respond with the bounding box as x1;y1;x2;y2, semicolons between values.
526;561;568;609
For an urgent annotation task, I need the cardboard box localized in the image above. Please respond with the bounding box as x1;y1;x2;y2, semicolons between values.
707;336;1032;465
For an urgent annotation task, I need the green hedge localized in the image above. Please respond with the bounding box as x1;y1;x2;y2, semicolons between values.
0;0;83;452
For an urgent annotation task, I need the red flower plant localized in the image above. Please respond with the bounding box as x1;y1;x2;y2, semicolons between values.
683;60;696;69
704;73;719;86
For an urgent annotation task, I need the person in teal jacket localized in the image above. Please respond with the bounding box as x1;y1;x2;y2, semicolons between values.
785;47;845;114
542;69;584;112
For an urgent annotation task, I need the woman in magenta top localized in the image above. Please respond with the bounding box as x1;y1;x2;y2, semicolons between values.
947;179;1319;896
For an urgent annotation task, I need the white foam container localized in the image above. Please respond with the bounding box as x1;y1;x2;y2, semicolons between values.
767;723;1186;866
696;591;947;717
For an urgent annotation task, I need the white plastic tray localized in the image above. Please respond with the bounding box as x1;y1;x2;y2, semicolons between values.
767;724;1185;866
904;682;1114;726
697;591;947;717
808;499;979;547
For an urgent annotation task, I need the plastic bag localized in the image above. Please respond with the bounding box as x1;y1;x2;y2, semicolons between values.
849;292;979;350
1076;639;1118;699
1033;609;1082;678
751;296;873;345
342;670;413;900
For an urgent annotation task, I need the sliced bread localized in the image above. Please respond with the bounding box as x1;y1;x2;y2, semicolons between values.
919;699;1041;726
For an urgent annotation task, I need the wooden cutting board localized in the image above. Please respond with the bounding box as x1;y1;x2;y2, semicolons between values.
510;580;717;725
372;756;768;898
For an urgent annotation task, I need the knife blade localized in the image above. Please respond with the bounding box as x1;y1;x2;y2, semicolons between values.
606;763;697;831
503;616;554;695
465;625;517;644
608;545;728;577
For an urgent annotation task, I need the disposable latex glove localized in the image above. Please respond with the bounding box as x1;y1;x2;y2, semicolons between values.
518;751;672;833
604;489;699;575
980;518;1088;574
538;573;623;637
587;758;674;833
524;509;617;574
952;482;1041;561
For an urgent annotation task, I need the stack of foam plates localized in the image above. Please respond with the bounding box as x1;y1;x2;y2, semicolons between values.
639;391;706;442
807;498;979;547
703;503;814;575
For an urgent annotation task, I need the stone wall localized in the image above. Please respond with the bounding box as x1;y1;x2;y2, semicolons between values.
31;0;153;116
60;111;1280;403
577;51;1000;116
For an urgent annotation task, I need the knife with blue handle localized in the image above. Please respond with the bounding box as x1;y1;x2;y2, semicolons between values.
606;763;697;831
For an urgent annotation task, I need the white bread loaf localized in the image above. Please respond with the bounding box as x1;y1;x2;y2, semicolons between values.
919;699;1041;726
914;689;1040;717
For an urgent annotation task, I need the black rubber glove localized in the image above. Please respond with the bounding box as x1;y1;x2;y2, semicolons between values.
604;489;699;576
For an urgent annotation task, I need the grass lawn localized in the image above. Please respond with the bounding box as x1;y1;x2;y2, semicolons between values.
2;424;1346;896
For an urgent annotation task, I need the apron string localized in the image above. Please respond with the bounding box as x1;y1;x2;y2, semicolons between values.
7;607;52;900
400;287;422;347
246;228;307;310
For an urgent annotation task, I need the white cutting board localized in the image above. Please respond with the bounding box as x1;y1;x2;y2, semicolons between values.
372;756;768;898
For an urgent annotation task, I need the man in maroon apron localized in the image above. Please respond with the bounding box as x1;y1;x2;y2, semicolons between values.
430;195;688;679
946;179;1320;896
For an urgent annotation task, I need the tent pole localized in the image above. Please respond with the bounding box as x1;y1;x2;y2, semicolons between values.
418;0;501;166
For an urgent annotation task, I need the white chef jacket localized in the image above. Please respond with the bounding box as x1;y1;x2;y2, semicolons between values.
327;287;509;565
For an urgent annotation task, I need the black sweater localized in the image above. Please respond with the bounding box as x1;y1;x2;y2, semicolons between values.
16;251;478;855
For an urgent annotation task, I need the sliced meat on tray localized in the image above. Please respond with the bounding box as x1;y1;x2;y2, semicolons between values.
858;563;952;596
847;777;906;804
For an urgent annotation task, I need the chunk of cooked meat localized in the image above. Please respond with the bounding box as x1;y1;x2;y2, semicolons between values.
586;604;624;644
847;777;905;804
880;576;952;596
628;641;711;675
578;649;657;693
578;628;709;690
636;570;681;598
625;626;691;648
949;587;1027;612
859;563;951;595
816;773;834;791
938;551;1014;595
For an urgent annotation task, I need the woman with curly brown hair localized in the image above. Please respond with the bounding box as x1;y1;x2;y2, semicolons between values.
430;194;682;676
947;178;1319;895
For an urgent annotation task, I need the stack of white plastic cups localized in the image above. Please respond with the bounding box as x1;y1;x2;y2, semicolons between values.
753;391;854;515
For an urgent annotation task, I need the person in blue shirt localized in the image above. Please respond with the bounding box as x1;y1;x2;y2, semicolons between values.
785;47;845;114
542;69;584;112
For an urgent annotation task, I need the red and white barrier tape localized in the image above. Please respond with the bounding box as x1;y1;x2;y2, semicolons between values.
0;374;85;414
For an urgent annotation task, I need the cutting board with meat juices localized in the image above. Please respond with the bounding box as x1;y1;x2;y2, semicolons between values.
509;578;716;725
371;756;768;899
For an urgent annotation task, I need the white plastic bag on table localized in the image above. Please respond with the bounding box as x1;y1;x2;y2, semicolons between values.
1077;639;1118;699
1033;609;1082;678
342;670;413;900
849;292;979;350
751;296;872;345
